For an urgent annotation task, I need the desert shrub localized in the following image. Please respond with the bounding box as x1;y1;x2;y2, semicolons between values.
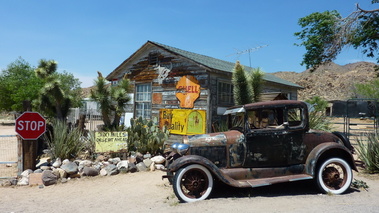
45;119;85;160
126;117;169;155
356;133;379;173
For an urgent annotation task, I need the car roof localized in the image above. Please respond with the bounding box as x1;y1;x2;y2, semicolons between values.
228;100;307;111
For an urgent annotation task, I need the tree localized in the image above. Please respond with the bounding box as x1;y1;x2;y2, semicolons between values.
295;3;379;70
90;72;131;130
354;79;379;99
0;58;44;112
232;61;252;105
249;67;265;103
34;59;82;120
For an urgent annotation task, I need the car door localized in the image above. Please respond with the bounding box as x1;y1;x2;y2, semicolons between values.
243;108;290;167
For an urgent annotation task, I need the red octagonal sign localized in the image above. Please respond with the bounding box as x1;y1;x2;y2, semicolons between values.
15;112;46;140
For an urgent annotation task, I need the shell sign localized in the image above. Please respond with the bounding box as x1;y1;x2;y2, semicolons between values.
175;75;200;108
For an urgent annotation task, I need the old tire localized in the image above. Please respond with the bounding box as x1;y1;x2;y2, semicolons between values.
316;158;352;194
173;164;213;202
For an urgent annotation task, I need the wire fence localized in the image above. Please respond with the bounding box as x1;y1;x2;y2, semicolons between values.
0;135;19;179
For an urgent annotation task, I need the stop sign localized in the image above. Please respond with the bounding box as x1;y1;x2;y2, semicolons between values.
15;112;46;140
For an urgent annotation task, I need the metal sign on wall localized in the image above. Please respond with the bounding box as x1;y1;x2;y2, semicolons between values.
175;75;201;108
159;109;206;135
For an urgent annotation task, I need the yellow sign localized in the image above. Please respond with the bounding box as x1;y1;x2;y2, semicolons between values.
159;109;206;135
175;75;201;108
95;132;128;152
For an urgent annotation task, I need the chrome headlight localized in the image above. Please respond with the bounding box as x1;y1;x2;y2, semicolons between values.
171;142;190;156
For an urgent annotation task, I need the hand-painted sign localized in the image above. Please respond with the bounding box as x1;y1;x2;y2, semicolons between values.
95;132;128;152
159;109;206;135
175;75;201;108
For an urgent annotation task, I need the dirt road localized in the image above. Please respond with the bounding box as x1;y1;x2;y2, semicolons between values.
1;124;379;213
1;170;379;213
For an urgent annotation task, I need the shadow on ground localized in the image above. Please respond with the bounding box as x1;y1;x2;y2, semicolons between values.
209;179;357;199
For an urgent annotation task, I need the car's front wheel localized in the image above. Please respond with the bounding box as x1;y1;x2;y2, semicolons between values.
173;164;213;202
316;157;353;194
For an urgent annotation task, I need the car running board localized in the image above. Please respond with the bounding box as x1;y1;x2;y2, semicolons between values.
242;174;313;188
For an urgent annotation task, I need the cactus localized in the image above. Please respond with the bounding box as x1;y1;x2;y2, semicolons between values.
126;117;170;155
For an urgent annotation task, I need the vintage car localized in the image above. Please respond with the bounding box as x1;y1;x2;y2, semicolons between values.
163;100;357;202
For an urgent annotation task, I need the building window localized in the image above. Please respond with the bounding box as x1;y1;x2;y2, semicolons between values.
148;52;159;65
218;81;234;105
135;83;152;119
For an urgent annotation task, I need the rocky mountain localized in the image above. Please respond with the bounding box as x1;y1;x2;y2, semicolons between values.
272;62;377;101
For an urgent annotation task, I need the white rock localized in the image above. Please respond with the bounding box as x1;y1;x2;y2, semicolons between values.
151;156;165;164
150;162;156;171
17;176;29;186
21;169;33;178
116;160;129;170
100;168;107;176
62;159;70;165
155;164;165;170
52;158;62;168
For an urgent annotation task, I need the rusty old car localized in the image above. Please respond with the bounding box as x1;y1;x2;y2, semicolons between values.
163;100;356;202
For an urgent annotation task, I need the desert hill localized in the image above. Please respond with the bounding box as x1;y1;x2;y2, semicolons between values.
272;62;377;101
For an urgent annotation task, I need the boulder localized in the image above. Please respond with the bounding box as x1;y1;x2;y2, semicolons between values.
33;169;43;173
21;169;33;178
109;157;121;165
78;160;93;172
62;159;70;165
1;180;12;187
55;168;67;179
143;158;153;168
61;161;78;175
82;167;99;177
17;176;29;186
136;162;147;172
150;162;156;171
40;166;51;171
128;163;137;173
104;164;118;176
52;158;62;168
143;153;151;159
100;168;107;176
116;160;129;173
42;170;57;186
151;156;165;164
155;164;165;170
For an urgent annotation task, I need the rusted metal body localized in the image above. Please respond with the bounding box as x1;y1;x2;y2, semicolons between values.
164;100;357;190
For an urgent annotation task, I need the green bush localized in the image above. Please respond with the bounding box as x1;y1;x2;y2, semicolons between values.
356;133;379;173
306;96;333;132
126;117;170;155
44;119;85;160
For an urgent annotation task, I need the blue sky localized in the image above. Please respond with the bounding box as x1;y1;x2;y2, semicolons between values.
1;0;377;87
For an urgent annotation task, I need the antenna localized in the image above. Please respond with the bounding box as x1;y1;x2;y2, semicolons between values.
227;45;268;68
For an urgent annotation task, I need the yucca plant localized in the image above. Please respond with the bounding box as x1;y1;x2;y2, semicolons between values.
45;119;85;160
356;133;379;173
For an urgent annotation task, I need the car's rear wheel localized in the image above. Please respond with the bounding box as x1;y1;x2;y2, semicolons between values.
173;164;213;202
316;157;352;194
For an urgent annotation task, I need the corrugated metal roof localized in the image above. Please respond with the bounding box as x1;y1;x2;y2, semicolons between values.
150;41;302;88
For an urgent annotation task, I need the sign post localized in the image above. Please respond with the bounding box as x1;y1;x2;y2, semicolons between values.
15;112;46;171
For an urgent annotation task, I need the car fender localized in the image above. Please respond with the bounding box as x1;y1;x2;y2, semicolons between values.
305;142;357;176
168;155;236;186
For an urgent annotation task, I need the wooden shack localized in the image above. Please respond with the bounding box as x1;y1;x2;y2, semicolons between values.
106;41;302;138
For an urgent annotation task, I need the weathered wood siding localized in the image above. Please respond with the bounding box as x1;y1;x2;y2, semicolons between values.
116;47;212;134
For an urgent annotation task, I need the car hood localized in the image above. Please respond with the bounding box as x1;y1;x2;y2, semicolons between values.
183;130;244;147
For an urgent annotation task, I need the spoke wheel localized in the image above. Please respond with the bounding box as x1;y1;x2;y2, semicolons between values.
316;158;352;194
173;164;213;202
